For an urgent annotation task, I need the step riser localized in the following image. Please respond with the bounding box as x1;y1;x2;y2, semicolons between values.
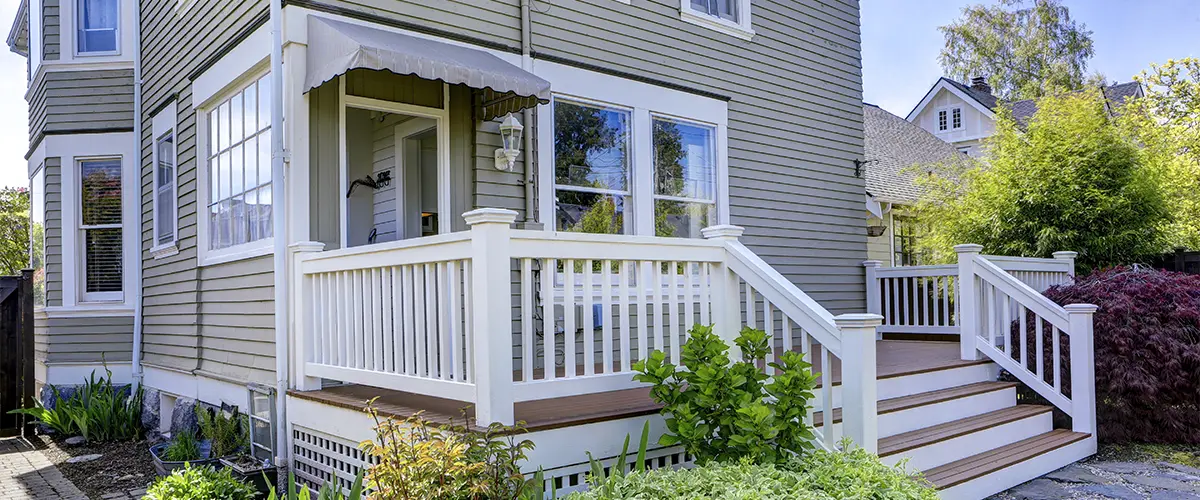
812;363;999;414
817;387;1018;439
882;411;1053;471
937;436;1097;500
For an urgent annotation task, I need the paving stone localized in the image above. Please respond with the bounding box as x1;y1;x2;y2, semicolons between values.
1125;474;1200;493
1094;461;1158;475
65;453;103;464
1011;478;1070;500
1078;483;1146;500
1152;491;1200;500
1046;464;1110;484
63;436;86;446
1160;463;1200;480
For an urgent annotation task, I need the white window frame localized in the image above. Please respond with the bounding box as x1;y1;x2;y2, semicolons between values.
195;66;274;267
549;95;636;236
650;113;719;238
536;60;730;237
937;109;948;131
151;101;179;259
679;0;754;40
951;107;963;130
78;156;124;303
75;0;120;57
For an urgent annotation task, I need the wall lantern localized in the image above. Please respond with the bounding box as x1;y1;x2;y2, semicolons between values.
494;113;524;171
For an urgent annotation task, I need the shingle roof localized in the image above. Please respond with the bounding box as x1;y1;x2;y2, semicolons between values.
1003;82;1142;124
863;104;965;205
943;78;998;111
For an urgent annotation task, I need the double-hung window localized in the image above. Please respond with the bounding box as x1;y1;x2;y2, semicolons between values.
80;159;123;302
152;102;178;256
652;117;716;238
937;110;948;131
553;98;633;235
952;107;962;129
689;0;737;22
680;0;753;39
206;73;272;255
77;0;119;54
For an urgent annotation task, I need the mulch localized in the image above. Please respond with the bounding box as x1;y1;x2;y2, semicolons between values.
35;433;158;499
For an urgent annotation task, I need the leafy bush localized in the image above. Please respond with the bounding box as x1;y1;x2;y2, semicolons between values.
164;430;203;462
1030;267;1200;443
567;445;937;500
10;368;142;442
267;470;365;500
196;403;248;458
359;402;541;499
633;324;818;464
144;463;257;500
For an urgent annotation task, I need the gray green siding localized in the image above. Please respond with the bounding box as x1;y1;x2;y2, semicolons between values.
42;0;59;61
43;157;63;307
34;314;135;364
27;68;136;142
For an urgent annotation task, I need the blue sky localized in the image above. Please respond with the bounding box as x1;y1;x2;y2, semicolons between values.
0;1;1197;188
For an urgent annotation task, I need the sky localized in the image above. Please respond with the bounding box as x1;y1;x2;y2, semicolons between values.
0;1;1197;188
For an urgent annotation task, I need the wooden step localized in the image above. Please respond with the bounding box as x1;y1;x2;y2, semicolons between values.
813;381;1018;428
879;405;1052;457
923;429;1090;489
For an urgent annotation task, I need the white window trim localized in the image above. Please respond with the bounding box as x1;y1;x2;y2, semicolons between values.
77;156;125;303
535;59;730;237
936;108;948;132
74;0;121;57
151;100;179;259
951;107;963;130
679;0;754;41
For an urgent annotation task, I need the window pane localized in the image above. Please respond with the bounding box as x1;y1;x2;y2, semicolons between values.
244;83;258;137
208;204;221;250
555;190;627;235
243;136;258;189
81;159;121;226
653;118;715;200
30;169;45;306
258;76;271;132
554;100;630;192
245;188;259;242
257;133;271;190
85;227;122;293
230;144;245;196
218;101;231;151
230;93;244;144
231;194;247;246
218;150;232;201
156;134;175;245
654;200;714;239
257;184;273;239
208;74;272;251
78;0;117;53
692;0;737;21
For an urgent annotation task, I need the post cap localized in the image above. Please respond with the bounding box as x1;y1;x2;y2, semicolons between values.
701;225;745;240
1053;251;1078;260
1064;303;1099;314
833;313;884;329
288;241;326;253
953;244;984;253
862;260;883;268
464;208;519;226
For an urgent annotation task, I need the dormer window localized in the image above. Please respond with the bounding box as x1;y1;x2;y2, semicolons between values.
938;110;947;131
77;0;119;55
952;107;963;129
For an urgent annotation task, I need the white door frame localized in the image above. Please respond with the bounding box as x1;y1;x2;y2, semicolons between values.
338;82;452;249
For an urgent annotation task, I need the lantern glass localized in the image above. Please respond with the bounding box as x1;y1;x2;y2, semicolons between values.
499;114;524;153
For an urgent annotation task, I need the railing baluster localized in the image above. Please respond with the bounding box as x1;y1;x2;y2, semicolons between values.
371;268;383;372
448;262;461;381
542;258;556;381
653;262;665;362
684;263;696;333
463;261;473;383
426;263;439;378
1019;304;1028;371
1002;293;1011;358
602;260;614;374
619;261;632;371
381;268;394;373
1052;325;1061;392
521;259;534;382
564;259;577;378
801;330;813;429
583;260;595;377
636;261;650;365
402;265;416;375
745;282;756;330
931;276;940;328
437;262;450;380
1035;315;1045;382
698;263;711;325
765;301;775;375
353;270;365;369
821;345;834;449
668;262;681;366
414;266;427;377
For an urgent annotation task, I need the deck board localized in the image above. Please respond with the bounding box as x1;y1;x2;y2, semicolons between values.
922;429;1089;488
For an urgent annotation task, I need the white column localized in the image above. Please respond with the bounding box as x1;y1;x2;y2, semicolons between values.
465;208;518;425
1065;304;1098;435
863;261;882;340
835;313;882;453
290;241;326;391
1053;251;1078;278
955;244;984;361
703;225;746;358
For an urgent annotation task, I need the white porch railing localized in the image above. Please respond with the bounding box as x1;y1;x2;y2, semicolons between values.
293;209;883;452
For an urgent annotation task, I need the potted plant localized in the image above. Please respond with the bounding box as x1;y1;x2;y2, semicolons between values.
219;454;280;494
149;430;217;476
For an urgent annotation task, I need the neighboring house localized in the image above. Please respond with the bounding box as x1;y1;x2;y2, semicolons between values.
862;104;965;267
9;2;1102;498
906;77;1143;156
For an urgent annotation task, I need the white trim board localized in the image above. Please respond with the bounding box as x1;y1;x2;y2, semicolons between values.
905;79;996;123
40;361;133;386
141;364;254;409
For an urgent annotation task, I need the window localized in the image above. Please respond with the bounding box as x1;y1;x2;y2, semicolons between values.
154;133;177;248
30;167;45;307
206;73;272;253
80;158;123;301
893;216;927;266
553;98;632;235
952;107;962;129
937;110;948;131
689;0;737;22
652;117;716;238
77;0;118;54
680;0;753;39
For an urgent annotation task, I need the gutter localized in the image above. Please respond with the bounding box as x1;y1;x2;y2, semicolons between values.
130;0;145;390
268;0;290;467
521;0;536;227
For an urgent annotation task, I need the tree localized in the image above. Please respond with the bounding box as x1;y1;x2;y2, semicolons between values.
1120;58;1200;250
0;187;31;276
939;0;1095;101
913;89;1169;272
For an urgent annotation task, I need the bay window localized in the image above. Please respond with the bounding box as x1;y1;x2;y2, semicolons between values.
205;73;272;255
77;0;119;54
80;158;122;301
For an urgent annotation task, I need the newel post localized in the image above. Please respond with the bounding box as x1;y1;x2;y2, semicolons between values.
835;313;882;453
290;241;326;391
954;244;984;361
863;261;882;339
465;208;519;426
1065;304;1098;435
1053;251;1078;278
702;225;746;357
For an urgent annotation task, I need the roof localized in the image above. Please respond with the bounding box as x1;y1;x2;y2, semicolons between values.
863;104;966;205
1008;81;1143;124
908;77;1143;126
6;0;29;57
905;77;997;121
942;77;998;111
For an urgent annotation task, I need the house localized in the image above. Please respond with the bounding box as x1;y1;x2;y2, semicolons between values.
906;77;1143;156
9;1;1101;498
862;104;968;267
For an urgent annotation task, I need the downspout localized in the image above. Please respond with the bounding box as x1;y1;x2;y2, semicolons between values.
521;0;535;226
130;0;145;390
269;0;289;467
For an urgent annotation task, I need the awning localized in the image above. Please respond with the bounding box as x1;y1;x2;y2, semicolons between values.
306;17;550;117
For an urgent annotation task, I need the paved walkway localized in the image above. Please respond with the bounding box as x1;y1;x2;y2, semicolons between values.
992;459;1200;500
0;437;88;500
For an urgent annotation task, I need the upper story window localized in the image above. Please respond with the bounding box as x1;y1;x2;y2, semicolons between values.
937;110;948;131
77;0;119;55
680;0;754;40
79;158;123;302
952;107;963;129
206;73;272;254
151;102;179;257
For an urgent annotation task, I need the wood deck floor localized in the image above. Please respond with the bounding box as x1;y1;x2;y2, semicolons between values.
288;340;985;432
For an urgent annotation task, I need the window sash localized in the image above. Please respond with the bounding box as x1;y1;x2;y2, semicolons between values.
937;110;947;131
206;73;272;252
77;0;119;54
691;0;738;22
154;132;176;246
79;158;123;301
952;108;962;129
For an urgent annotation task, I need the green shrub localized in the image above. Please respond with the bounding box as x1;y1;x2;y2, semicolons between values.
196;403;248;458
9;385;79;435
9;368;142;442
164;430;203;462
568;446;937;500
144;463;257;500
633;324;818;464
